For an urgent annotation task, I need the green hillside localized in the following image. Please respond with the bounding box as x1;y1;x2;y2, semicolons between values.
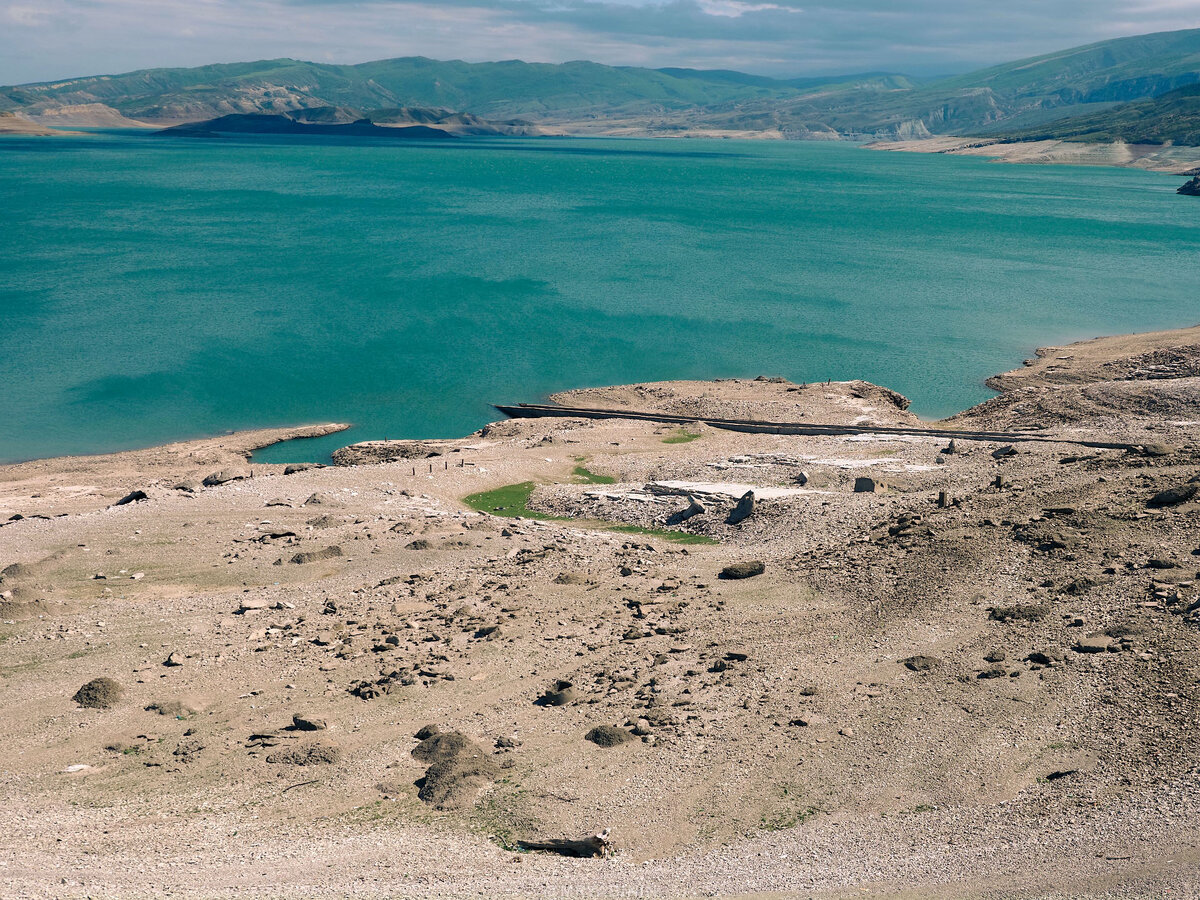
2;27;1199;138
934;27;1200;102
996;83;1200;145
694;27;1200;138
0;57;877;122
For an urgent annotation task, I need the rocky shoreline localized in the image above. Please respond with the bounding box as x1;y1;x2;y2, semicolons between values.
2;328;1200;898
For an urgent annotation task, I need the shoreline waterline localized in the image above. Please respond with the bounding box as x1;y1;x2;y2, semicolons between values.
0;322;1193;471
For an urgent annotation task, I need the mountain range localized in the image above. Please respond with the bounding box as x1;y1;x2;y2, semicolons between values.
2;27;1199;143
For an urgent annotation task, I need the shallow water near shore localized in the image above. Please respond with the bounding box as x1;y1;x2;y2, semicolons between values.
1;132;1196;464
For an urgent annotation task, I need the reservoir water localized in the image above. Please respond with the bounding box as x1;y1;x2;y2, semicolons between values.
1;132;1196;463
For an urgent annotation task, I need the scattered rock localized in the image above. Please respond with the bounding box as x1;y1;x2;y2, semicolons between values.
203;469;249;487
284;463;325;475
1026;649;1066;668
719;561;765;580
290;546;343;565
853;477;887;493
1148;484;1199;508
902;655;939;672
145;699;197;717
113;490;148;506
538;680;578;706
1137;443;1174;457
726;490;756;525
667;496;706;525
989;604;1049;623
163;651;184;667
292;714;327;731
1074;632;1115;654
73;677;123;709
173;739;205;764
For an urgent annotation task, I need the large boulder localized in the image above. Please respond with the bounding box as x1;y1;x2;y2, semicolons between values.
720;561;765;580
725;490;755;525
1148;483;1199;508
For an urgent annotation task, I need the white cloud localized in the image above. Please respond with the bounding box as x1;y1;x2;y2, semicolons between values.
1;0;1198;85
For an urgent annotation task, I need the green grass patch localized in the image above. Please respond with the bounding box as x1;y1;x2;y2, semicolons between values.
464;482;717;544
571;465;615;485
609;524;718;545
463;482;545;518
662;428;702;444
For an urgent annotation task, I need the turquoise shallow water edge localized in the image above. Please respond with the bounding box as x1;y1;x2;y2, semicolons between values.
0;132;1196;464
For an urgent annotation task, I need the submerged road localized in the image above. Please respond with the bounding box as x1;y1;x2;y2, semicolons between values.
494;403;1145;452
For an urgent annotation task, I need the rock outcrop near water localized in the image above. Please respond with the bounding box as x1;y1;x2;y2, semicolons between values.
1179;175;1200;195
2;331;1200;897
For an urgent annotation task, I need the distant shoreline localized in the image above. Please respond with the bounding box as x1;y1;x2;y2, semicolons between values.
5;324;1198;477
866;135;1200;176
6;120;1198;177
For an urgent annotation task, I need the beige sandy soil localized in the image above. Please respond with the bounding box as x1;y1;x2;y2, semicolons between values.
2;335;1200;898
868;136;1200;176
0;110;71;136
29;103;155;129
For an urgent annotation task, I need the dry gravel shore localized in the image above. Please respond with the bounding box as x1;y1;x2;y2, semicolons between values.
2;330;1200;899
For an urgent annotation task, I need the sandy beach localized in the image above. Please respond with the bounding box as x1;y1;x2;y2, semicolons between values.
2;328;1200;898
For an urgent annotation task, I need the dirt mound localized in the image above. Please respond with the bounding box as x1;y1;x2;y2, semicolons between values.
72;678;123;709
411;731;498;809
290;546;343;564
585;725;634;747
411;731;479;764
266;742;342;765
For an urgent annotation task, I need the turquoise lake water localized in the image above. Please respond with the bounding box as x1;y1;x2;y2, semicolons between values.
0;132;1196;464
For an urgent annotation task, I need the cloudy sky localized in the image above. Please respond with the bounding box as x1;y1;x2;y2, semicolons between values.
2;0;1198;85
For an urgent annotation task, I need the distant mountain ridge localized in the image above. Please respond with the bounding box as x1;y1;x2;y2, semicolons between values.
994;84;1200;146
3;27;1199;142
0;57;884;124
